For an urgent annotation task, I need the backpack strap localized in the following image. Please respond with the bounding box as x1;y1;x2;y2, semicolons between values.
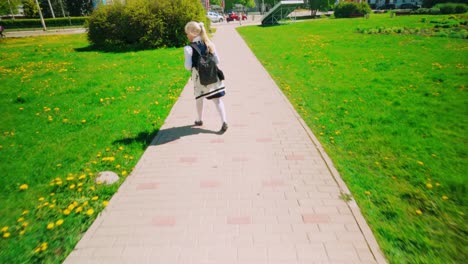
190;43;204;56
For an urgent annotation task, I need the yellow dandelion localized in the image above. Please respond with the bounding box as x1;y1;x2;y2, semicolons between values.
83;201;89;206
40;242;48;251
66;176;74;181
1;226;8;232
416;209;423;215
3;232;10;238
19;230;25;236
19;184;28;191
417;161;424;165
78;174;86;180
75;207;83;213
63;209;71;215
91;196;99;201
22;210;29;215
86;209;94;216
365;191;371;195
38;197;45;201
77;188;82;192
77;182;83;187
121;171;128;176
118;146;124;151
17;217;24;222
50;192;55;196
46;223;55;230
103;201;109;207
115;164;121;169
442;195;449;200
56;219;64;226
34;247;41;254
102;157;115;162
81;119;86;124
69;184;76;189
22;222;29;227
426;183;433;189
56;164;62;167
436;182;441;187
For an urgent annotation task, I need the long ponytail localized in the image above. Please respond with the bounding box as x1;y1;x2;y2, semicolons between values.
198;22;215;53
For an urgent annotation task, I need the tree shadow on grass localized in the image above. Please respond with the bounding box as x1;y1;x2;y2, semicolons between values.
74;44;151;53
112;125;222;148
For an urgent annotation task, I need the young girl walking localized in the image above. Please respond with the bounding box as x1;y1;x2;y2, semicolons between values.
184;21;228;132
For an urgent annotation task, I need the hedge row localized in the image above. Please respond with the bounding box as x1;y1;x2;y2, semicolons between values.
0;17;87;29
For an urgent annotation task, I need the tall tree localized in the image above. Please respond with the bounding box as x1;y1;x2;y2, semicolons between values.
307;0;331;16
210;0;221;5
64;0;93;16
0;0;22;16
21;0;39;17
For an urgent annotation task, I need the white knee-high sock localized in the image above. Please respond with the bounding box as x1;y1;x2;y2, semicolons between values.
196;98;204;121
212;98;227;123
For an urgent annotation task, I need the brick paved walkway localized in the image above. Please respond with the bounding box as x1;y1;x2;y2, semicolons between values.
64;22;386;264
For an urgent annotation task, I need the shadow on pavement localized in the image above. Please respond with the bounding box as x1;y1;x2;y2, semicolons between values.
151;125;222;145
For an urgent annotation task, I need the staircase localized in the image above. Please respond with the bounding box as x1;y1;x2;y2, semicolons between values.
261;0;304;26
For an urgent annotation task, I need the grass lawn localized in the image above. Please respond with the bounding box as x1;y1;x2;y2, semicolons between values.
0;34;189;263
238;14;467;263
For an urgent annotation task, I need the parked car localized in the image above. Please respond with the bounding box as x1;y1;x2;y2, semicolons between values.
207;12;224;23
226;12;247;22
398;3;420;10
377;4;396;10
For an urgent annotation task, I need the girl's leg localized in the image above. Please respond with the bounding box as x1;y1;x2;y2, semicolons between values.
211;98;228;131
195;98;204;124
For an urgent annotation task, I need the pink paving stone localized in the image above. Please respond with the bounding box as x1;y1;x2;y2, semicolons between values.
256;138;273;143
262;180;285;187
200;181;221;188
302;214;331;224
210;138;224;143
272;121;288;126
136;182;159;190
227;216;251;225
285;155;305;160
151;217;176;227
232;157;249;162
232;123;248;127
179;157;197;163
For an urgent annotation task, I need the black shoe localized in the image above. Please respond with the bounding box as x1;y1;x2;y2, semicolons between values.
220;122;228;132
194;120;203;126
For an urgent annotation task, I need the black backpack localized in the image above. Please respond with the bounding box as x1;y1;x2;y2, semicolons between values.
190;43;219;86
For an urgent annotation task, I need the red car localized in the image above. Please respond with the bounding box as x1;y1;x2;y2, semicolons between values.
227;12;247;22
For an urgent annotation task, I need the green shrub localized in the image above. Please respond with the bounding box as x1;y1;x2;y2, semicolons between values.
413;7;441;14
0;17;87;29
334;2;371;18
87;0;207;49
435;3;468;14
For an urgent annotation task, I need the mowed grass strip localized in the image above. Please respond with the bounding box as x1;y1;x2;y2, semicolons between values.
238;14;467;263
0;34;189;263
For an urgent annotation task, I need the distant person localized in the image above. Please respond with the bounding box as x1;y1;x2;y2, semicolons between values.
184;21;228;132
0;25;5;38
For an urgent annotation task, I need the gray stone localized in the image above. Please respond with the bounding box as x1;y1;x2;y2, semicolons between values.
96;171;119;185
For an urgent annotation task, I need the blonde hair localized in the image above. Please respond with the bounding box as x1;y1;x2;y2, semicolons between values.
185;21;214;53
